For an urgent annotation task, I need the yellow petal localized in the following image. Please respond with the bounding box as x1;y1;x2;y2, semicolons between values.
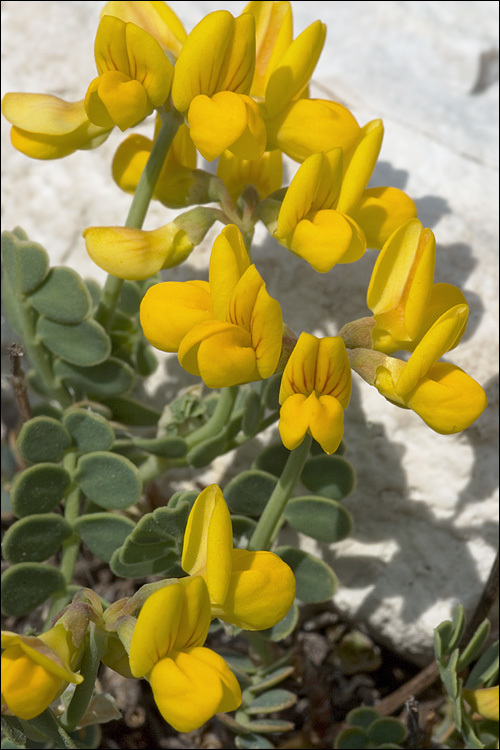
101;1;187;58
171;11;237;112
1;645;67;720
86;70;151;131
368;220;435;343
181;485;233;607
129;582;184;678
216;149;283;202
214;549;296;630
351;186;417;250
406;362;488;434
337;119;384;215
308;394;345;455
276;152;327;240
188;91;249;162
150;647;240;732
251;283;283;379
217;13;256;95
264;20;326;117
125;21;174;106
316;337;352;408
228;265;265;331
278;392;311;450
2;94;111;159
416;283;468;351
279;332;320;401
94;15;130;77
227;95;267;161
265;97;361;163
175;577;212;652
289;209;365;273
84;223;192;280
209;225;251;321
246;0;293;97
463;686;499;721
178;320;259;387
396;304;469;398
139;279;211;351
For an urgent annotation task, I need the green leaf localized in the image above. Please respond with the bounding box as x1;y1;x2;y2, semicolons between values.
27;267;92;323
334;727;369;749
248;689;297;714
446;604;466;652
442;648;460;699
2;514;72;563
367;718;408;745
62;409;115;453
224;470;278;517
235;733;275;749
263;373;281;410
100;395;160;425
54;359;135;399
1;563;65;616
274;546;338;603
1;714;28;748
465;640;499;689
236;718;294;734
74;452;142;509
11;464;71;517
457;619;491;672
36;318;111;366
252;443;291;477
16;416;71;464
168;490;199;510
116;280;142;315
346;707;382;729
135;340;158;377
301;455;355;500
284;495;352;542
109;548;180;579
117;503;189;562
250;666;295;694
434;620;453;661
187;427;229;468
85;279;101;308
1;230;49;293
242;389;264;436
73;514;135;562
258;601;299;642
1;268;25;337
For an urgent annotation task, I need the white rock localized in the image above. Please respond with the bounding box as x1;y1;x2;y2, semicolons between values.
1;1;498;665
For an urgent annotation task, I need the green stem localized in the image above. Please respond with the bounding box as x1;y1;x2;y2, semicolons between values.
186;385;239;447
45;454;81;625
248;434;312;551
95;108;183;330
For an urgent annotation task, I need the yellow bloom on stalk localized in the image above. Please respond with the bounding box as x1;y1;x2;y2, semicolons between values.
83;220;194;280
463;686;499;722
217;149;283;202
279;333;351;454
129;576;241;733
182;484;296;630
113;119;197;208
1;4;177;159
140;224;283;388
85;15;173;131
171;10;266;162
367;220;468;353
272;122;416;272
1;624;84;720
349;304;488;434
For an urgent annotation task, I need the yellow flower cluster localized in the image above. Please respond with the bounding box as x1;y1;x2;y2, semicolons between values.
1;486;295;732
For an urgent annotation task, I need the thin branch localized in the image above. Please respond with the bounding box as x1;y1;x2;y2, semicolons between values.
7;343;31;422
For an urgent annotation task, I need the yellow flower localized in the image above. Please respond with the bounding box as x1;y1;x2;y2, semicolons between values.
112;119;197;208
129;576;241;732
1;623;84;720
349;305;488;434
279;333;351;454
171;10;266;162
463;686;499;722
85;15;173;131
217;149;283;202
366;220;468;353
272;122;416;272
1;94;112;160
83;220;194;280
182;485;296;630
100;1;187;58
140;224;283;388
